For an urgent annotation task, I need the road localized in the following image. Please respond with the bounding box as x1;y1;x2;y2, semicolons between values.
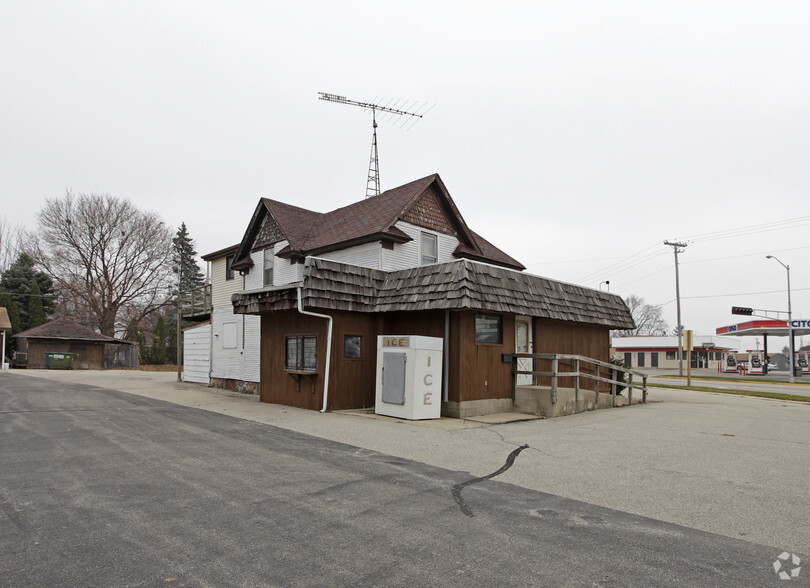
0;374;801;586
645;371;810;398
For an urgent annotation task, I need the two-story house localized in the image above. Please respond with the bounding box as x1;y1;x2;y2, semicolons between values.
215;173;633;417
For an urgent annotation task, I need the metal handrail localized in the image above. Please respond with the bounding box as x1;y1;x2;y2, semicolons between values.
512;353;648;407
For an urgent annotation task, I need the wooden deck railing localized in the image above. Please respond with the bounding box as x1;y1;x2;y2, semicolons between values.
512;353;648;407
180;284;211;318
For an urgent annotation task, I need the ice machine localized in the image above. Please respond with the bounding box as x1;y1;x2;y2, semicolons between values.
375;335;443;420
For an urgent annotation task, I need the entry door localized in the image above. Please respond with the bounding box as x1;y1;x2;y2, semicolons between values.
515;317;533;386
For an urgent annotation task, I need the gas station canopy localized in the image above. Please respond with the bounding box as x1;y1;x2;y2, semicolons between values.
716;319;810;337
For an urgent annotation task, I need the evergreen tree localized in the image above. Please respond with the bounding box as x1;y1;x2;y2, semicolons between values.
27;281;46;328
0;252;56;330
172;223;205;294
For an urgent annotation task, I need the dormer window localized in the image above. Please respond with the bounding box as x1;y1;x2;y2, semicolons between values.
420;232;438;265
263;248;274;287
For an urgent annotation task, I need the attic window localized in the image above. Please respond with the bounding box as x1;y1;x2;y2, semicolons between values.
225;255;235;281
263;248;274;287
420;232;438;265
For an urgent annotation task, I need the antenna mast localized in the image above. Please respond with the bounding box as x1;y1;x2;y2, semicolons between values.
318;92;425;198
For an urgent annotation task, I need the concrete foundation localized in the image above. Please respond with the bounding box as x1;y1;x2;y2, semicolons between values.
442;398;513;419
210;377;259;395
514;385;642;418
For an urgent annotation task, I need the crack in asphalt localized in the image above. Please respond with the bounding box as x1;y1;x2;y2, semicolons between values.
451;444;529;517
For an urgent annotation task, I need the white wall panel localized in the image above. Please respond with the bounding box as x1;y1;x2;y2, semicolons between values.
210;306;259;382
243;314;261;382
319;241;381;269
183;323;210;384
272;241;304;286
383;222;459;271
210;257;245;307
244;250;264;290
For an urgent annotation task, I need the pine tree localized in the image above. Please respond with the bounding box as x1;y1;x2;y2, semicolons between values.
172;223;205;294
27;281;46;328
0;252;56;330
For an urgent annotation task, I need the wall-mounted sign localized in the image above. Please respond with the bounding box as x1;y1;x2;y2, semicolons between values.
381;336;410;348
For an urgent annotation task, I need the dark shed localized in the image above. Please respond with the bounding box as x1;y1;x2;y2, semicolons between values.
12;318;139;369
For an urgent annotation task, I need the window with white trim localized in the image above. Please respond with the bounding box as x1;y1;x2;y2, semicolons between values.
420;232;438;265
263;248;274;287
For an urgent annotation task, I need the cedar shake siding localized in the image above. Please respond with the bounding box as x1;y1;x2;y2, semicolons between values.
234;258;634;413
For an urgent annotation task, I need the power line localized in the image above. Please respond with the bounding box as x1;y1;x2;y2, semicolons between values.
574;242;665;284
658;286;810;306
682;216;810;244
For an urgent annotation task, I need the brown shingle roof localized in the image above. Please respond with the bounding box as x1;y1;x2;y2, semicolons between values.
12;318;132;343
0;307;11;332
232;173;524;271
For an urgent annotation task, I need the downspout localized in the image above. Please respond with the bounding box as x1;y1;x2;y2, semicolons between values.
207;260;213;385
443;310;450;402
296;285;333;413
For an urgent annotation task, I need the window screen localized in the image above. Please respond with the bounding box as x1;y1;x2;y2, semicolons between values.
263;248;274;287
285;336;317;371
420;232;438;265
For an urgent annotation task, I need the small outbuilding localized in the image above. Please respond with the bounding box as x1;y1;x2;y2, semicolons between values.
12;318;139;369
0;307;11;369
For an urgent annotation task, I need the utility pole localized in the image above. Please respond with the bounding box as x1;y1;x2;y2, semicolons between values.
664;241;687;376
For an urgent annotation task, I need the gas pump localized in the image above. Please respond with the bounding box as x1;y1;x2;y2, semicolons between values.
724;354;738;373
749;352;764;375
798;352;809;375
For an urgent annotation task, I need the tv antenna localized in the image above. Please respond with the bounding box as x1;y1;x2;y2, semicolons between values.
318;92;430;198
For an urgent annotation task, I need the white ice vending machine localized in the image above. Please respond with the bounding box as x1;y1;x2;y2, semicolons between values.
375;335;443;420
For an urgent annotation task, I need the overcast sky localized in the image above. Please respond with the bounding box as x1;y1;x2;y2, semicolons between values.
2;1;808;351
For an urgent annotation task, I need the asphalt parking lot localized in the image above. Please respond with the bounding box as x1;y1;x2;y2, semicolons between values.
2;371;806;586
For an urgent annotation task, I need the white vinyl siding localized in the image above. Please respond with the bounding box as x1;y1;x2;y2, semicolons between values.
244;250;264;290
210;306;260;382
182;322;210;384
318;241;382;269
272;241;304;285
384;221;459;271
244;241;303;289
210;256;245;307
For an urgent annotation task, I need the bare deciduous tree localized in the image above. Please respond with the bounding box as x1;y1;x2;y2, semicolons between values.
0;216;28;274
36;191;174;336
613;295;669;337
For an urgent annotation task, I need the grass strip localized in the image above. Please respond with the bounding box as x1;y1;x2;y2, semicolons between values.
656;375;810;386
650;382;810;403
